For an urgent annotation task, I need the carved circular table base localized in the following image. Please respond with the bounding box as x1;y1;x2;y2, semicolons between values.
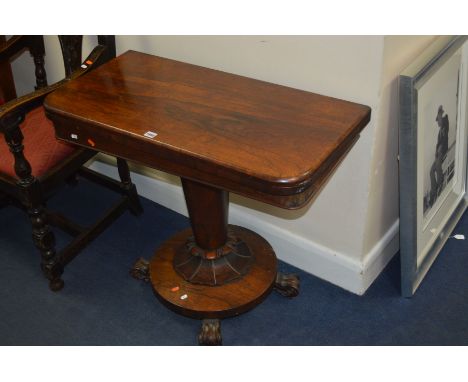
173;229;254;286
149;225;277;319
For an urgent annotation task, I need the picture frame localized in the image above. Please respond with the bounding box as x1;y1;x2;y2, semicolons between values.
399;36;468;297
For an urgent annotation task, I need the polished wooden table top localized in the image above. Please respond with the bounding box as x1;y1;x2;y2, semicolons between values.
45;50;370;209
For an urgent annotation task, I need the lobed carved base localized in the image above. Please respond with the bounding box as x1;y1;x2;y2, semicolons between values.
173;230;253;286
198;319;222;345
274;272;300;297
130;257;150;282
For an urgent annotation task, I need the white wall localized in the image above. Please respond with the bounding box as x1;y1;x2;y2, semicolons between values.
9;35;437;294
363;36;437;253
115;36;384;293
359;36;437;287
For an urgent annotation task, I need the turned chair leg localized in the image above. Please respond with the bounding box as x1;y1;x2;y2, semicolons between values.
3;113;63;291
28;202;64;291
117;158;143;216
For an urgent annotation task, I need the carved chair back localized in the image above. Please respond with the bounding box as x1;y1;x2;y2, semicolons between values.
0;35;116;191
59;36;116;77
0;35;116;99
0;35;47;94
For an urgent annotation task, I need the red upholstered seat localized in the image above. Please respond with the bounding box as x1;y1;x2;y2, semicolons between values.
0;106;77;179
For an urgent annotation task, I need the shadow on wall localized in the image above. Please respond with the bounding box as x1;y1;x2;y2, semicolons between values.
363;74;401;252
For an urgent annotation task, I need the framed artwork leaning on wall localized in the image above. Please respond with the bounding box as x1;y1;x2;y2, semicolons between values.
399;35;468;297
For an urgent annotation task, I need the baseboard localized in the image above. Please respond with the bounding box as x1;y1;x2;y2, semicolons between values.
89;158;399;295
228;207;399;295
360;220;400;294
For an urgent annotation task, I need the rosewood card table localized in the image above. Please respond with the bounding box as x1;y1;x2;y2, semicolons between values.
44;50;370;345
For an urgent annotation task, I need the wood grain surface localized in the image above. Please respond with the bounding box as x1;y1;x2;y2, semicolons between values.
45;50;371;209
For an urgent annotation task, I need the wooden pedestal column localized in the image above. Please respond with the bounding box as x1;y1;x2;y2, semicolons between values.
148;178;281;345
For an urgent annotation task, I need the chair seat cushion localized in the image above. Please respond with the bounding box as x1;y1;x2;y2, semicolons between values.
0;106;77;179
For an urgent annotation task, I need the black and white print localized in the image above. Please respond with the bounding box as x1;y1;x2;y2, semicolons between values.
422;54;461;223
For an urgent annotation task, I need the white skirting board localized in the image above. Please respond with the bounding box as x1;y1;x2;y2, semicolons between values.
89;158;399;295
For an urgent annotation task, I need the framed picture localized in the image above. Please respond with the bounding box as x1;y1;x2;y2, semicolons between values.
399;36;468;297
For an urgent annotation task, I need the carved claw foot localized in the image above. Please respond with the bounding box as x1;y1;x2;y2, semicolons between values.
129;257;150;282
274;272;300;297
198;319;222;346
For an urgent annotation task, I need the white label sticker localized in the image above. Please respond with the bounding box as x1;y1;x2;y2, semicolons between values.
144;131;158;139
71;134;78;140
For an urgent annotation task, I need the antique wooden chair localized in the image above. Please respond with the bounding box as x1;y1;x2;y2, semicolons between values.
0;35;143;291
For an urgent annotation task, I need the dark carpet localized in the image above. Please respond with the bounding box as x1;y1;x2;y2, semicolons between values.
0;178;467;345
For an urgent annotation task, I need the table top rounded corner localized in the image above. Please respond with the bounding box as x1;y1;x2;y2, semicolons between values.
45;51;371;208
